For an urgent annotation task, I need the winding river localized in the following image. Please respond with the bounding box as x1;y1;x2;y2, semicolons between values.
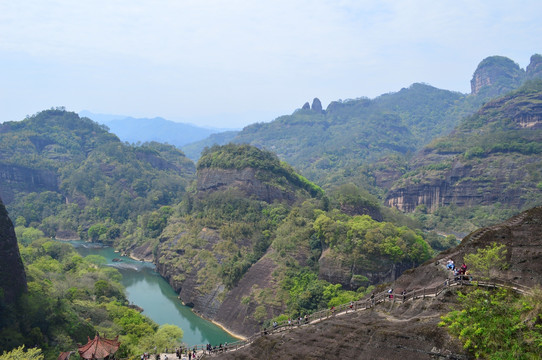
69;241;237;346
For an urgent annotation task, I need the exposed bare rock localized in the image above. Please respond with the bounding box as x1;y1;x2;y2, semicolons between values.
213;251;284;336
470;55;524;96
318;249;416;290
311;98;323;113
526;54;542;80
0;164;58;203
129;241;154;262
197;167;296;204
0;196;27;305
386;83;542;214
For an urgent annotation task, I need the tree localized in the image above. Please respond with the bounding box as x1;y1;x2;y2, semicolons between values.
141;324;183;353
0;346;43;360
464;242;507;280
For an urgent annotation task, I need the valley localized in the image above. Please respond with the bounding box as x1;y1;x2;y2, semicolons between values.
1;53;542;359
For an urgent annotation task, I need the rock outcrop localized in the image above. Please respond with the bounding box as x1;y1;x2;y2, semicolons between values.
470;55;525;96
526;53;542;80
311;97;323;113
318;248;416;290
156;227;285;337
0;164;58;203
385;154;535;213
387;80;542;213
197;167;296;204
0;196;27;305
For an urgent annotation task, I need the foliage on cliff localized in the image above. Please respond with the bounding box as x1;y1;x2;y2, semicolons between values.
0;230;181;359
440;288;542;359
0;109;195;247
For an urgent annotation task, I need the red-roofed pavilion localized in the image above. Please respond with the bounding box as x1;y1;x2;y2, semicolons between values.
77;334;121;360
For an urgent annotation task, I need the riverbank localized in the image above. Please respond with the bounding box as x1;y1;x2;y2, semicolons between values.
209;319;246;341
59;239;238;345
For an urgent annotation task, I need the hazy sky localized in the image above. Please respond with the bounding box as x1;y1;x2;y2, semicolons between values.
1;1;541;128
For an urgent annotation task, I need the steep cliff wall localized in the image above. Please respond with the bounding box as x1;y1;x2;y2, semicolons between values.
386;154;534;212
318;248;417;289
0;164;58;203
0;197;27;305
155;226;285;337
386;81;542;214
470;55;525;96
197;167;296;204
223;207;542;360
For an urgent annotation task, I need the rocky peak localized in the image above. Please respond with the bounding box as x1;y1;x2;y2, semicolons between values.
526;53;542;80
470;55;525;96
301;102;310;110
0;196;27;305
311;97;323;112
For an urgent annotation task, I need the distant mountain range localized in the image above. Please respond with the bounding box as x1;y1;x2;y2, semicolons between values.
79;110;237;149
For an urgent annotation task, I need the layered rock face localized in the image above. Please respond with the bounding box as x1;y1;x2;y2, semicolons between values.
470;55;525;96
156;226;285;337
318;249;414;289
0;164;58;203
197;167;296;204
0;197;27;305
387;81;542;213
385;154;535;212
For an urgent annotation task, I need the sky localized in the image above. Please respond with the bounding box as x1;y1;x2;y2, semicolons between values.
1;1;541;129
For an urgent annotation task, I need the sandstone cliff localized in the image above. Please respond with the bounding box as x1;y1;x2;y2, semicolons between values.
0;164;58;203
318;248;418;290
470;55;525;96
155;223;286;337
386;80;542;215
197;167;296;204
154;144;322;337
0;196;27;305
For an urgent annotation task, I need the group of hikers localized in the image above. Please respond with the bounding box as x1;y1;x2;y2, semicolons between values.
446;259;471;281
142;342;230;360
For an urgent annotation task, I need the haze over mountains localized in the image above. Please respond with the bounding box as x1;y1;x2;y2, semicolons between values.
79;110;237;149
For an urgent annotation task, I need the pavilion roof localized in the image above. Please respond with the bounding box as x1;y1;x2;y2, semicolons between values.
78;334;120;359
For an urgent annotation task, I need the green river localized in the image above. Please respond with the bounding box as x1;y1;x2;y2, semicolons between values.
69;241;238;346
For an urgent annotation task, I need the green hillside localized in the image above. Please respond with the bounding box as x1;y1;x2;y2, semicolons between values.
0;109;195;247
386;80;542;233
153;144;436;335
182;84;471;191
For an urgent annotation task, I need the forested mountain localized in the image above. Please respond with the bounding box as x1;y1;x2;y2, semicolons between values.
183;55;542;194
386;79;542;233
184;83;469;189
151;144;434;336
0;109;195;247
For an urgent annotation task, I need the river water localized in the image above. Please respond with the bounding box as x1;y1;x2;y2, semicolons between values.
69;241;237;346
